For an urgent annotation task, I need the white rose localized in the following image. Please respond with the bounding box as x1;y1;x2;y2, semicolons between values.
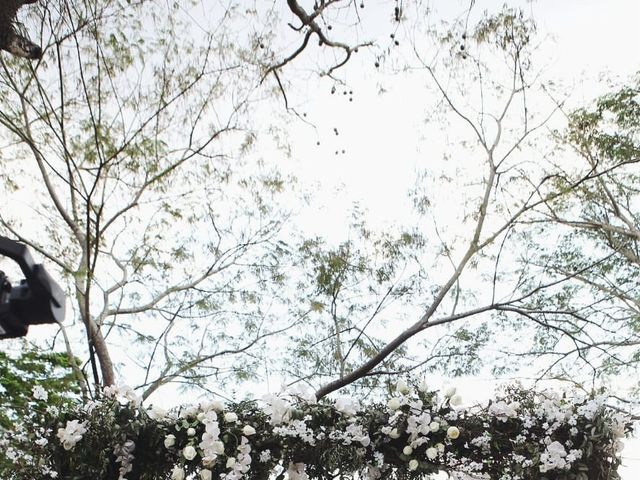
447;426;460;439
224;412;238;423
389;428;400;439
187;428;196;437
226;457;236;468
164;434;176;448
449;394;462;406
242;425;256;436
444;387;456;398
387;397;402;410
171;466;185;480
426;447;437;460
183;445;197;460
211;400;224;412
408;459;419;471
200;470;212;480
211;440;225;455
429;421;439;432
402;446;413;455
436;443;445;452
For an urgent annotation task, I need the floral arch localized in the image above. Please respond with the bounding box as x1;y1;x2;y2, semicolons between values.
2;382;630;480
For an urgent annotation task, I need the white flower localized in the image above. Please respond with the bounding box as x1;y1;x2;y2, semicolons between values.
226;457;236;468
403;446;413;455
183;445;197;460
447;426;460;439
335;397;359;416
187;428;196;437
104;384;141;407
200;469;212;480
449;394;462;407
224;412;238;423
259;450;272;463
46;405;60;416
286;384;317;403
242;425;256;436
387;397;402;410
489;400;518;420
32;385;48;401
396;379;410;395
436;443;445;452
388;428;400;439
147;405;167;420
56;420;87;450
539;441;568;472
180;406;198;419
287;462;309;480
164;434;176;448
429;421;440;432
408;459;419;471
35;437;48;447
610;413;628;439
417;378;429;393
426;447;437;460
211;440;225;455
262;394;291;425
171;466;185;480
444;387;456;398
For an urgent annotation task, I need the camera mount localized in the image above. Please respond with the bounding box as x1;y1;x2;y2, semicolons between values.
0;236;65;339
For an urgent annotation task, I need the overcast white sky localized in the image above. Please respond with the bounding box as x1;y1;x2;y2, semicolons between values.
285;0;639;236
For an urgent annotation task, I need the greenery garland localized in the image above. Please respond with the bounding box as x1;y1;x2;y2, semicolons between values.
0;382;631;480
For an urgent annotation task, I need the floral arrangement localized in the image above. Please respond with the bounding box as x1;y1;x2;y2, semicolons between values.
0;380;631;480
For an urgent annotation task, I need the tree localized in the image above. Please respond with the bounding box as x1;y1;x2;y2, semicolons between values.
0;0;300;398
265;9;639;409
0;345;81;474
0;345;80;429
514;78;640;396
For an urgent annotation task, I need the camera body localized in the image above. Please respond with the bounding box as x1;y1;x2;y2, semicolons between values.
0;236;65;339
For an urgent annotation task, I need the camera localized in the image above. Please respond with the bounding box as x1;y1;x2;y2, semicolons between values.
0;236;65;339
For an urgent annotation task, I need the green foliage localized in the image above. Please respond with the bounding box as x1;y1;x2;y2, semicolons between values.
0;347;81;429
513;76;640;388
567;77;640;163
288;225;427;390
473;9;533;52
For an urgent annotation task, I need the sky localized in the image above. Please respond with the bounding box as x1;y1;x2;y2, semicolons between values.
285;0;640;236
